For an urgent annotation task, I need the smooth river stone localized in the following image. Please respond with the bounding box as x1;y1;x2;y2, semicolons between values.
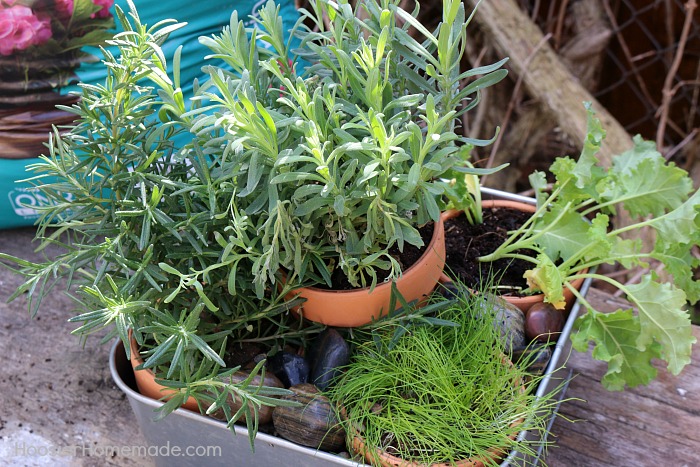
307;328;350;391
525;302;565;343
512;344;554;375
477;293;526;353
268;351;310;388
208;370;284;424
272;383;346;452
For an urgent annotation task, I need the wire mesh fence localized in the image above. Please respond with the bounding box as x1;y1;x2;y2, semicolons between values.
519;0;700;153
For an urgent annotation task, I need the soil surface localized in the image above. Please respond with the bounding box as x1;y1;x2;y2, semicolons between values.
443;208;532;295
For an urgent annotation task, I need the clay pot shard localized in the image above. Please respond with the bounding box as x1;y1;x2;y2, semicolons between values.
272;383;346;452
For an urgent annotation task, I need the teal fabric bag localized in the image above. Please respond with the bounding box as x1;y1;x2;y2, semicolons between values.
0;158;47;230
1;0;299;230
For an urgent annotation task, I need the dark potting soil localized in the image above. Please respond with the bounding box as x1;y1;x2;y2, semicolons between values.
444;208;533;295
320;222;435;291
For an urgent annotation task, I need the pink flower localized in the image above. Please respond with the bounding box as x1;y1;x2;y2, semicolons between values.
0;5;52;56
90;0;113;19
55;0;74;20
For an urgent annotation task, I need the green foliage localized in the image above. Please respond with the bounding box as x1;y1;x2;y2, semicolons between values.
0;0;321;449
480;104;699;390
571;308;658;390
191;0;507;289
441;158;505;225
53;0;115;54
0;0;509;448
327;288;564;465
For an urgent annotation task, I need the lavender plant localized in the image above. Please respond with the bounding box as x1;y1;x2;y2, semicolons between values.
193;0;507;291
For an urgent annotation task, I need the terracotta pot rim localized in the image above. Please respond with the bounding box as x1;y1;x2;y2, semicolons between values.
441;199;536;223
127;330;144;365
352;427;522;467
298;219;445;295
127;330;200;411
289;217;446;326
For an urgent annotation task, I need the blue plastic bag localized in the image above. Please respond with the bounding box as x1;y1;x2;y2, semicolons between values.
0;158;51;230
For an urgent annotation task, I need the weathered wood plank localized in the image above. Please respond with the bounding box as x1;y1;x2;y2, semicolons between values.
464;0;634;166
546;288;700;466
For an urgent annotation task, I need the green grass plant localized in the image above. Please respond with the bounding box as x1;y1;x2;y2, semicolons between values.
328;285;565;466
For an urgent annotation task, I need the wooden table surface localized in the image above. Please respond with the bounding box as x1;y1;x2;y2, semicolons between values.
544;288;700;466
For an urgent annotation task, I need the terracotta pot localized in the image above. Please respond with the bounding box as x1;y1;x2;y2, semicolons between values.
127;332;284;424
441;200;584;312
290;218;446;327
127;331;200;412
351;436;505;467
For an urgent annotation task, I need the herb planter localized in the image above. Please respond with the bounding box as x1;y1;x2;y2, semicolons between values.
444;113;700;390
290;218;446;327
345;357;527;467
0;0;111;159
109;189;592;467
110;285;587;467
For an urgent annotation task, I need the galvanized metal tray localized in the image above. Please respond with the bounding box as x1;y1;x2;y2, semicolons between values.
109;188;592;467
